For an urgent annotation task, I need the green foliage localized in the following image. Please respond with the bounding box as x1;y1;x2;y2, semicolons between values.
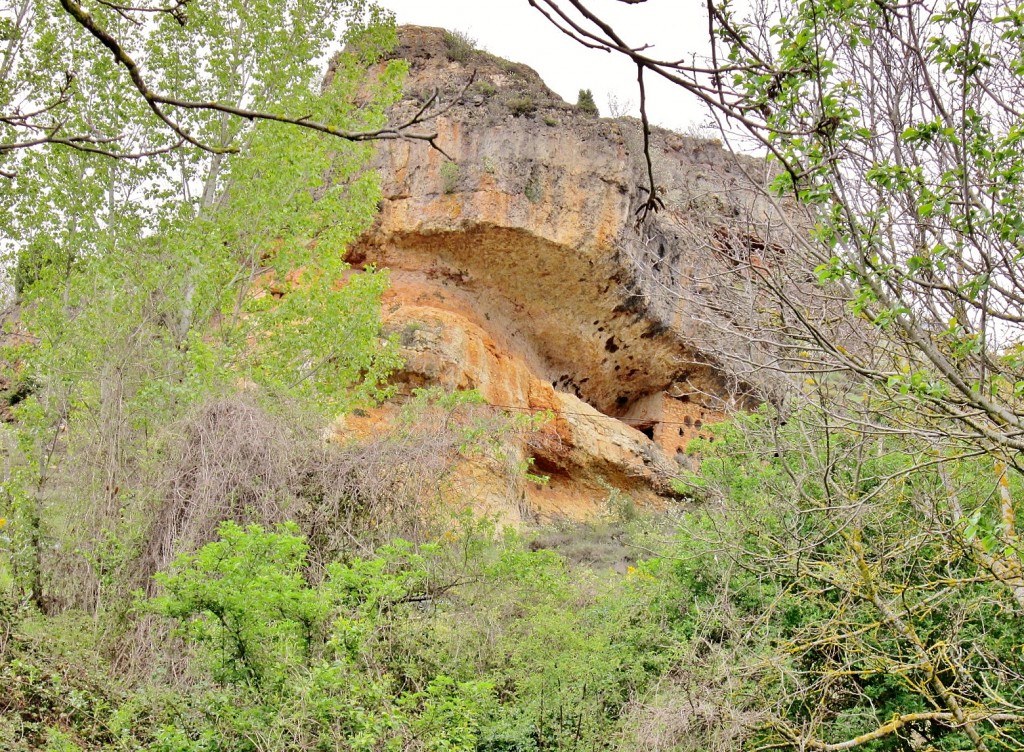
152;522;325;687
145;522;497;751
443;29;477;62
523;177;543;204
0;0;400;186
0;4;404;618
441;160;461;194
708;0;1024;452
0;506;699;751
672;408;1024;751
140;519;679;751
473;79;498;97
576;89;599;117
506;96;536;116
0;600;137;751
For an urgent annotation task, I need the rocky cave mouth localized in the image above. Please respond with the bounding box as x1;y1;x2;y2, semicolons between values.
633;423;655;440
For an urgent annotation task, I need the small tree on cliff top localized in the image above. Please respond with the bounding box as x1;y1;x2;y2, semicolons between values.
576;88;599;116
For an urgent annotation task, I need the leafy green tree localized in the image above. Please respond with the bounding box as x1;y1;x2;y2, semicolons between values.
0;3;407;613
576;88;599;116
0;0;441;182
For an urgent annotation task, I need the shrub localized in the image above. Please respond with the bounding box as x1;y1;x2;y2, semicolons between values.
473;79;497;97
506;96;536;116
440;160;460;194
0;603;143;750
443;29;476;62
524;178;543;204
151;522;322;686
577;88;599;116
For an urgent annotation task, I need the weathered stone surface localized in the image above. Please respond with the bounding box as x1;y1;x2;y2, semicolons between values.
336;26;793;520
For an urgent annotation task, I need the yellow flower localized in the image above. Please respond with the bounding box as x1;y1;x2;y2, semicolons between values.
0;517;6;528
626;564;654;580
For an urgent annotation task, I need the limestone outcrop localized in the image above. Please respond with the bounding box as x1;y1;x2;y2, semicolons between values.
336;26;796;521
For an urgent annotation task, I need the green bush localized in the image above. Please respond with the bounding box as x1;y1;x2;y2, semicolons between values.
524;178;543;204
507;96;536;116
473;79;498;97
443;29;476;62
0;601;143;751
440;160;460;194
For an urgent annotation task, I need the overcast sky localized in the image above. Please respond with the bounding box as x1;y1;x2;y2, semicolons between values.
376;0;711;132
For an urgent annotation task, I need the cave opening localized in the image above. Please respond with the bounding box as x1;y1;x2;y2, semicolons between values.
634;423;655;440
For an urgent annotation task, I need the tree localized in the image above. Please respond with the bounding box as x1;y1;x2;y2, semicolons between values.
531;0;1024;749
0;1;419;614
576;87;599;116
0;0;444;180
1;0;465;310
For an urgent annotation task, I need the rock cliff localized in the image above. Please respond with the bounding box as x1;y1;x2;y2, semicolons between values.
336;26;796;521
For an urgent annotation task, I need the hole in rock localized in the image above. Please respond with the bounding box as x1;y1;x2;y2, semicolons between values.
528;454;571;485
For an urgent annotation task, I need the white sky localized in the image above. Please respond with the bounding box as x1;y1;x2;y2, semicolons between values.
377;0;712;132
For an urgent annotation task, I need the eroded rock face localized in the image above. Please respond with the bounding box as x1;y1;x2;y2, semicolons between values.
336;26;794;521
